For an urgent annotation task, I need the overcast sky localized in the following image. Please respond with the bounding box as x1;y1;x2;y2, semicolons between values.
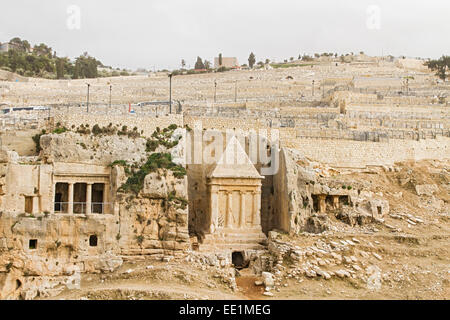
0;0;449;70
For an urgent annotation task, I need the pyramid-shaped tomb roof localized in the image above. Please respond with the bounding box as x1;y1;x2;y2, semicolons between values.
208;136;263;179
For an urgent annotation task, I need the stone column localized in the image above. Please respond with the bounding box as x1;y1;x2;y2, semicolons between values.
51;183;56;214
102;183;108;214
332;195;339;209
253;191;261;226
86;183;92;214
318;194;326;214
31;196;39;215
210;187;219;233
226;191;233;228
68;182;74;214
239;191;245;228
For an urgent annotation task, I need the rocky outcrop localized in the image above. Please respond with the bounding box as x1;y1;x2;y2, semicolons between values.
277;147;390;234
0;147;19;163
113;163;189;258
0;213;122;299
0;124;190;299
40;131;147;165
305;215;330;233
415;184;438;196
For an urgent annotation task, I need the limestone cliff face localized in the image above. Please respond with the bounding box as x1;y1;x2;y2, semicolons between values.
0;147;19;164
274;148;390;235
0;212;122;299
274;148;315;234
0;163;190;299
0;124;190;299
40;131;147;165
114;169;189;258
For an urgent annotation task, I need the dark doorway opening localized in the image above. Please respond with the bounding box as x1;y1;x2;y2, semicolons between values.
89;235;98;247
312;195;319;212
232;251;248;269
92;183;105;213
54;193;62;211
74;183;87;214
29;239;37;250
25;196;33;214
54;183;69;213
339;195;349;206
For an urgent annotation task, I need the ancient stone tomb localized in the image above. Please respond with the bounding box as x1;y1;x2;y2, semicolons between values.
201;136;266;251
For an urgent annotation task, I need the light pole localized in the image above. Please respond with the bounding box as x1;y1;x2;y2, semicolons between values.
169;73;173;114
86;83;90;113
109;85;112;108
312;80;315;97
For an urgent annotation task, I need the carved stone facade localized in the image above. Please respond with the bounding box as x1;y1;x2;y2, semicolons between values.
201;137;266;251
207;178;262;233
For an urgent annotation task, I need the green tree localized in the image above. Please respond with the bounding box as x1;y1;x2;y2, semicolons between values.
426;56;450;81
37;55;54;74
33;43;52;57
219;53;223;66
63;57;74;76
0;53;9;68
25;54;38;73
9;37;30;52
194;56;205;69
73;60;81;79
22;40;31;52
248;52;256;68
56;58;65;79
0;37;113;79
7;50;25;72
73;55;100;79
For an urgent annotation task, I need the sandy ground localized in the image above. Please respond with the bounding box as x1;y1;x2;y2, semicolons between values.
44;225;449;300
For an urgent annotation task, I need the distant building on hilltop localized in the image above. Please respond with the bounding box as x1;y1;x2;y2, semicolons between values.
0;42;10;52
214;57;239;69
0;42;21;52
